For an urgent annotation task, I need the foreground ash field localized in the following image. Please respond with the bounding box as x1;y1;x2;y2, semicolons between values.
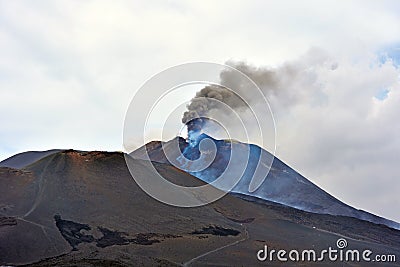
0;141;399;266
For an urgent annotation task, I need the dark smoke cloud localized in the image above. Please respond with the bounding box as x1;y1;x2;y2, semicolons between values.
181;84;248;125
182;50;330;127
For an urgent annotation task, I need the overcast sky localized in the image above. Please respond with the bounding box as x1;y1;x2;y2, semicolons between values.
0;0;399;222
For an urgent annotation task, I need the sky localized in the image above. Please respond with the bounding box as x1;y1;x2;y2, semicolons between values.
0;0;399;221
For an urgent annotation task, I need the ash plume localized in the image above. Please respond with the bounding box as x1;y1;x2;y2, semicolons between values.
182;49;332;132
180;63;282;128
181;84;248;127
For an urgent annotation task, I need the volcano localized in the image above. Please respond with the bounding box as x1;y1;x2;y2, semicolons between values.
0;149;399;266
0;149;63;169
131;133;400;230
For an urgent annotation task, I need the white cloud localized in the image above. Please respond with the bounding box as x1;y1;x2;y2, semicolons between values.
269;54;400;222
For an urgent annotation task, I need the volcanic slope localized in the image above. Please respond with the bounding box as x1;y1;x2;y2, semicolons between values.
0;149;63;169
0;150;399;266
131;135;400;230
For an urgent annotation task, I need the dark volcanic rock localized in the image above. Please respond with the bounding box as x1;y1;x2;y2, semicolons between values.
0;216;17;227
130;233;181;246
54;215;181;249
54;214;95;250
129;233;161;246
191;225;240;236
96;227;131;248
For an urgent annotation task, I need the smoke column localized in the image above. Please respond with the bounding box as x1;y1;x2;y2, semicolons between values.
182;49;333;136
